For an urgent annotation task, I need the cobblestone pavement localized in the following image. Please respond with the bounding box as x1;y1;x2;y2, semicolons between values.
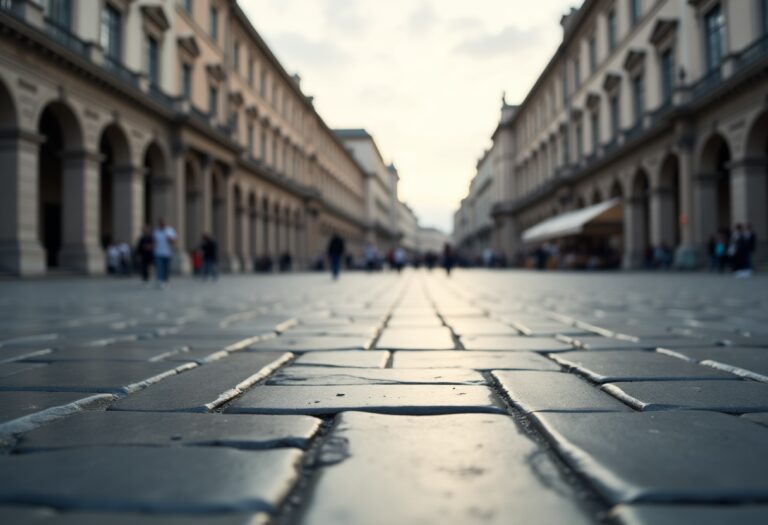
1;270;768;524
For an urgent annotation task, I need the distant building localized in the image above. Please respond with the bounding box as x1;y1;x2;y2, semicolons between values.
455;0;768;269
419;227;450;255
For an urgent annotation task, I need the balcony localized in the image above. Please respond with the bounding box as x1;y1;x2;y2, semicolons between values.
733;33;768;72
43;17;87;58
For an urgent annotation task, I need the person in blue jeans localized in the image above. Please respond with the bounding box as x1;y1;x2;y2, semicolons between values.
153;218;177;288
327;233;345;280
200;233;219;281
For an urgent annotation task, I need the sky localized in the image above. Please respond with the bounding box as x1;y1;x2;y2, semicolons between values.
242;0;578;233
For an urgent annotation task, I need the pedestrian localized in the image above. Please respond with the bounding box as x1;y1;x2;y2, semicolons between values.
200;233;218;281
364;243;378;272
394;246;406;273
106;243;120;275
327;233;345;280
715;232;727;273
153;217;177;288
442;242;455;276
707;235;717;271
135;225;154;283
744;223;756;273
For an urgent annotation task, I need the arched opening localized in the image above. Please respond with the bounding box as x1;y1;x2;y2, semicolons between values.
233;184;243;265
37;102;82;268
658;154;681;247
99;124;131;248
184;159;201;250
0;78;15;128
630;170;651;266
143;142;166;227
700;134;732;234
212;169;225;245
744;112;768;260
262;197;270;257
591;188;603;205
273;202;281;255
575;196;586;209
248;192;258;270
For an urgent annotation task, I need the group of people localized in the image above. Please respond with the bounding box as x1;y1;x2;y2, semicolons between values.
131;218;177;288
708;223;757;276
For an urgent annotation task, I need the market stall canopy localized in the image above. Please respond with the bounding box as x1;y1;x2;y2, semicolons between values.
522;199;623;244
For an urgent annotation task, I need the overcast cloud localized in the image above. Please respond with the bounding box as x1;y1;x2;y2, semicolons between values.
243;0;576;232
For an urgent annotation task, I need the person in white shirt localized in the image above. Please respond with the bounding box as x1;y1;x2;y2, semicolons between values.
153;218;177;287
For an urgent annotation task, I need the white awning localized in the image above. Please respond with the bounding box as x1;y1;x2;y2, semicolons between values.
522;199;623;244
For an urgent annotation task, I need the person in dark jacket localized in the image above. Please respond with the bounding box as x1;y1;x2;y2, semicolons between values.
135;225;154;283
327;233;345;280
200;233;218;281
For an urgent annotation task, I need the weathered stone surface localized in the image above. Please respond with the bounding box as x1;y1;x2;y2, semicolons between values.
657;347;768;383
246;336;372;352
392;351;560;371
375;328;455;350
0;447;302;513
23;346;190;363
610;504;768;525
444;318;519;336
492;371;630;413
0;362;195;394
461;336;573;352
0;362;46;377
0;507;270;524
110;353;292;412
227;385;505;416
742;412;768;427
557;335;645;350
0;348;52;364
292;351;389;368
551;351;733;383
386;317;444;328
532;411;768;504
16;411;321;451
268;366;486;386
602;380;768;413
0;392;115;435
299;412;593;525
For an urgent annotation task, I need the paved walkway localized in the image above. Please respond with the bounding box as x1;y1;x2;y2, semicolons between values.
1;270;767;524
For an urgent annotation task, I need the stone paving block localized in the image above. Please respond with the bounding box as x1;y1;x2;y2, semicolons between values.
656;347;768;383
0;347;53;364
492;371;631;413
532;411;768;504
602;380;768;413
299;412;593;525
16;411;321;451
0;361;195;394
268;366;486;386
292;351;389;368
386;316;444;328
0;506;270;524
110;352;292;412
375;327;455;350
246;336;372;352
557;335;646;350
227;385;505;416
551;351;734;383
392;351;560;371
461;336;573;352
284;322;380;336
443;318;519;336
742;412;768;427
0;446;302;513
0;392;115;432
23;345;190;363
610;504;768;525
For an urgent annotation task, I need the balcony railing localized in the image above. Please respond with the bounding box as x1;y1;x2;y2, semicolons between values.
103;54;139;89
690;67;722;100
734;33;768;71
43;18;87;58
148;83;175;110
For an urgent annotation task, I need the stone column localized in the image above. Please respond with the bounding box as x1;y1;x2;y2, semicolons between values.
200;156;213;237
0;129;46;275
650;187;676;247
674;131;699;268
238;203;252;271
270;213;280;256
623;196;647;269
731;157;768;266
692;173;718;254
249;209;259;271
169;147;190;274
111;166;144;246
218;171;239;273
59;150;105;274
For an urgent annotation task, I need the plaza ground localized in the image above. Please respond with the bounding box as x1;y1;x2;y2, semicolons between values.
0;270;767;524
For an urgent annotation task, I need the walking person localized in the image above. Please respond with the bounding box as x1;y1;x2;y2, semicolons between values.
393;246;406;273
327;233;345;280
200;233;219;281
136;225;154;284
442;243;455;276
744;223;757;274
153;218;177;289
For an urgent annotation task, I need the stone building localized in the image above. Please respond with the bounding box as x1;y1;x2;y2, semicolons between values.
456;0;768;269
0;0;369;275
397;201;419;255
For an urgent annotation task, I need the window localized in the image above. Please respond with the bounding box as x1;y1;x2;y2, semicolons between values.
573;58;581;87
232;112;239;136
630;0;642;27
272;83;278;106
260;130;267;161
209;85;218;117
632;74;645;124
181;63;192;98
763;0;768;35
183;0;193;14
589;37;597;73
146;35;160;86
209;5;218;41
590;111;600;152
248;59;254;86
576;122;584;160
100;4;122;61
704;4;725;72
247;123;254;155
272;135;277;167
607;10;617;50
260;70;267;97
233;41;240;72
610;95;620;138
45;0;72;29
561;71;568;105
563;128;571;164
660;49;675;103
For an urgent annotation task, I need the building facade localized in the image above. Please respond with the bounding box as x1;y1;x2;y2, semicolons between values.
0;0;369;275
456;0;768;269
397;201;419;255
